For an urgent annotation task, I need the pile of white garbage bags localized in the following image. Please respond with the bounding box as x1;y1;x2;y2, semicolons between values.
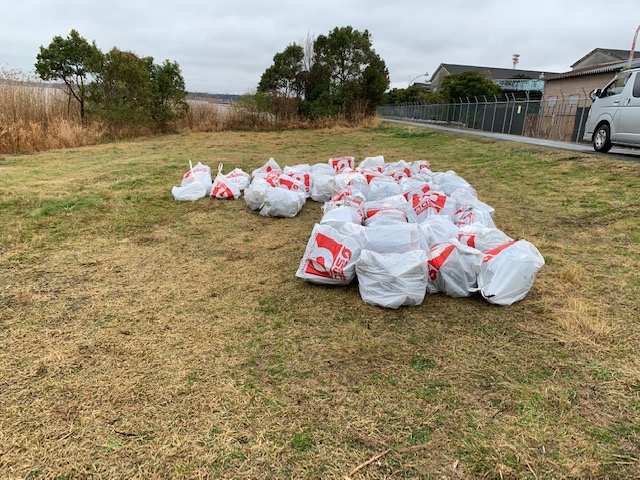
294;155;544;307
170;155;544;307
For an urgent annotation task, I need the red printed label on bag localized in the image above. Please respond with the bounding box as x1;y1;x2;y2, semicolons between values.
388;168;411;181
404;184;431;200
212;182;235;199
427;243;456;281
482;241;517;263
264;171;281;187
279;177;300;191
364;205;399;219
304;233;352;281
329;156;353;172
362;171;382;183
412;192;447;215
458;232;476;248
456;208;475;226
183;166;208;180
291;173;310;193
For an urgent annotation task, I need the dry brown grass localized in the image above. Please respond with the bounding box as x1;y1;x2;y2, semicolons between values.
0;124;639;479
1;71;378;154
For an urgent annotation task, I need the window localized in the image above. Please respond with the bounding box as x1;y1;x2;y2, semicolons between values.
633;74;640;98
601;72;631;97
568;94;580;107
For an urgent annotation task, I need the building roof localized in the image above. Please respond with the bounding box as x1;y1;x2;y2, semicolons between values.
570;48;640;68
547;58;640;81
432;63;557;81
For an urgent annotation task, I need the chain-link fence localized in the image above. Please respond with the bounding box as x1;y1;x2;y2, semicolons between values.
377;94;593;143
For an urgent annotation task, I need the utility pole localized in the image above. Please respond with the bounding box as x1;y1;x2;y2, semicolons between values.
628;25;640;66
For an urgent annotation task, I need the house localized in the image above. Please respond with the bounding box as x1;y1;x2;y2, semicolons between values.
570;48;640;70
429;63;557;93
540;49;640;142
544;49;640;101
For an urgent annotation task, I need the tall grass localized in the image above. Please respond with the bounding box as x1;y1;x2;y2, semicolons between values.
0;71;377;154
0;69;106;153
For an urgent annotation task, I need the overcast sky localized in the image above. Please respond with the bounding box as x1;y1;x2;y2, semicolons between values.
2;0;639;94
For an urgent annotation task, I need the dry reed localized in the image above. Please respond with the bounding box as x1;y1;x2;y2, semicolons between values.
1;70;379;154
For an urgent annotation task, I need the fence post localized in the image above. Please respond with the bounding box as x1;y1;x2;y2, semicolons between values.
508;93;517;134
523;91;531;137
555;89;566;140
473;97;479;129
501;93;509;133
575;88;588;143
491;94;498;132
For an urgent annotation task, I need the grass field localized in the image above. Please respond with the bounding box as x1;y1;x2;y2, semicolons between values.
1;122;639;479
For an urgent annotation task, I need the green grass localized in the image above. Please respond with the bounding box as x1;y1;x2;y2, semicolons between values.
0;122;638;479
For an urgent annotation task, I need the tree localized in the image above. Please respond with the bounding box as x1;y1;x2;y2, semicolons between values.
35;29;103;120
90;48;154;124
258;44;305;98
439;71;502;101
312;26;389;115
90;49;188;127
257;26;389;119
150;60;188;124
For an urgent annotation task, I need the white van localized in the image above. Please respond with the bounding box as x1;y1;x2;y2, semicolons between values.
583;67;640;152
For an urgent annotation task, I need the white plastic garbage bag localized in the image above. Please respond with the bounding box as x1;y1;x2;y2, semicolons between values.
328;156;355;173
367;176;401;201
476;240;545;305
263;170;282;187
334;171;369;198
171;182;207;201
181;162;212;196
362;223;425;253
310;175;337;203
363;195;408;225
364;209;407;226
277;173;306;194
244;178;270;211
296;223;361;285
400;178;432;198
357;166;384;181
311;163;336;176
426;239;483;297
211;164;241;199
334;222;365;244
419;215;460;248
284;164;311;175
289;172;311;196
252;157;282;178
406;190;456;223
225;168;252;191
320;206;363;226
383;160;411;176
458;225;513;253
410;160;432;175
387;168;412;182
432;171;476;196
359;155;385;169
450;188;495;218
453;205;496;228
356;249;428;309
260;187;306;217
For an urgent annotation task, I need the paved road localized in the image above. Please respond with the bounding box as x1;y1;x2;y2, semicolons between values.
382;118;640;162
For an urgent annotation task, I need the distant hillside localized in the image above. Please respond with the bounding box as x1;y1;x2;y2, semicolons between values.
187;92;240;103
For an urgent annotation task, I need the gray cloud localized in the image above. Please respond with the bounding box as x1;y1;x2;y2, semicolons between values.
2;0;638;93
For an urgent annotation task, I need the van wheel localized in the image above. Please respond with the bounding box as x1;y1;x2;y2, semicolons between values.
593;124;612;152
